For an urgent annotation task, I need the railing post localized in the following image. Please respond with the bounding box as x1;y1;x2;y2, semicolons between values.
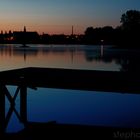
20;84;27;124
0;84;6;135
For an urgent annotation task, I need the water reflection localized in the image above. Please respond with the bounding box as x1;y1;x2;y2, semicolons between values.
0;44;119;71
102;48;140;72
116;56;140;72
0;44;140;72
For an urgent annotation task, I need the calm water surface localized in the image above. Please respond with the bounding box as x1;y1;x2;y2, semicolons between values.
5;87;140;133
0;44;140;133
0;44;121;71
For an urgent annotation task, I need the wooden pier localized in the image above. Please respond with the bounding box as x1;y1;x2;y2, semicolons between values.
0;67;140;138
0;67;140;93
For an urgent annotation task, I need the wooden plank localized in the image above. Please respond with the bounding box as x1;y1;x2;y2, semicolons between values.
0;85;5;135
0;67;140;93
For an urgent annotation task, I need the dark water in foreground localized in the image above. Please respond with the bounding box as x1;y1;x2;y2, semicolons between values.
6;87;140;133
0;44;140;133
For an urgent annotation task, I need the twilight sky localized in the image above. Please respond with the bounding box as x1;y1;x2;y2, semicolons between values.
0;0;140;34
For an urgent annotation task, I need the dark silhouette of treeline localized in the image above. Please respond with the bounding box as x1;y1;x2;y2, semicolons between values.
0;10;139;47
0;27;127;45
0;29;84;44
84;10;140;47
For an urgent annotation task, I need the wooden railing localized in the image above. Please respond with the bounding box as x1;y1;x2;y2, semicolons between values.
0;67;140;135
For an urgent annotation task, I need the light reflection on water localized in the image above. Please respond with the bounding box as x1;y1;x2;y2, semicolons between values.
0;44;121;71
5;86;140;133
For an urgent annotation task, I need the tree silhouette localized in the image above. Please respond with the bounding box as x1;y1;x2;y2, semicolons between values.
120;10;140;46
85;27;94;36
121;10;140;31
84;26;115;44
84;27;95;44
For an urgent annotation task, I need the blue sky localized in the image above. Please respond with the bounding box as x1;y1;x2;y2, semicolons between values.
0;0;140;34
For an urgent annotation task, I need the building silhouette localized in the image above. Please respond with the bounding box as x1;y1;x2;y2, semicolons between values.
13;26;40;44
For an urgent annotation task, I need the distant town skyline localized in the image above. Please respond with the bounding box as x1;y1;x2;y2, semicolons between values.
0;0;140;35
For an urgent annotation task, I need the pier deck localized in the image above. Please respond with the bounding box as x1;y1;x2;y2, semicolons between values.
0;67;140;93
1;67;140;138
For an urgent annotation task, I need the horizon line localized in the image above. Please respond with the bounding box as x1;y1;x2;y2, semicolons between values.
0;24;119;35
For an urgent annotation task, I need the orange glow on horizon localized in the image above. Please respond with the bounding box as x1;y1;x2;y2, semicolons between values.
0;23;85;35
0;18;118;35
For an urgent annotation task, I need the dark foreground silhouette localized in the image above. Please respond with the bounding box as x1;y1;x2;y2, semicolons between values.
0;67;140;139
5;123;140;140
1;67;140;93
